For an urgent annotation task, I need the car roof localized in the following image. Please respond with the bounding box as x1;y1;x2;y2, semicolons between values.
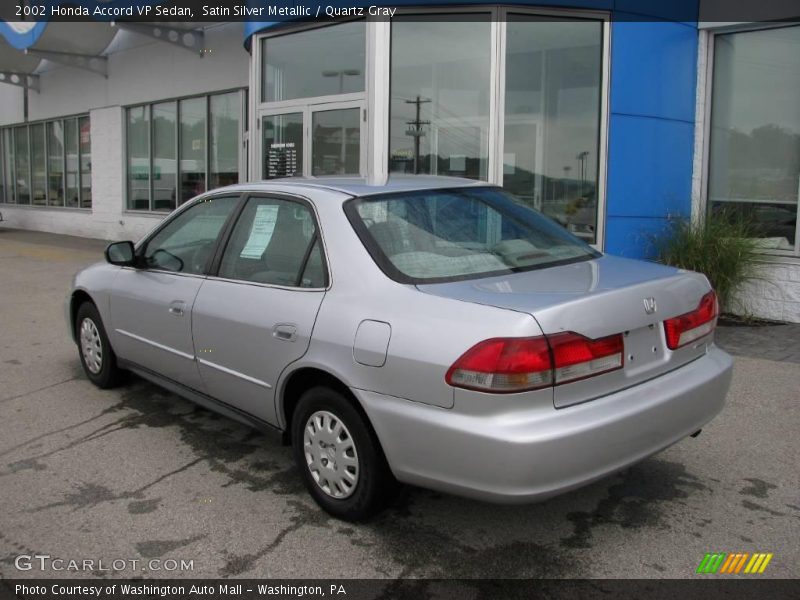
215;175;490;199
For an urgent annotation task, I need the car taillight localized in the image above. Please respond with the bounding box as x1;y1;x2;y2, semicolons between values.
445;337;553;393
548;332;625;384
445;332;624;393
663;290;718;350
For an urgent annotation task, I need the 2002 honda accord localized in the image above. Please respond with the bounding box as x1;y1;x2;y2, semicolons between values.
67;176;733;521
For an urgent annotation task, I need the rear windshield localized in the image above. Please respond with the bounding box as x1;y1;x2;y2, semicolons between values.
345;186;601;284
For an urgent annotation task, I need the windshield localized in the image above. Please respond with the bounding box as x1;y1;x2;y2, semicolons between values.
345;186;601;284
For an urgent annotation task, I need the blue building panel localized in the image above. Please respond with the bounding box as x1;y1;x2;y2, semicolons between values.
606;14;698;258
610;18;698;123
606;114;695;219
604;215;673;257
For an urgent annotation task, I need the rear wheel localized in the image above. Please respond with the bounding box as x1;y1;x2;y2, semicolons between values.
75;302;123;389
292;386;394;521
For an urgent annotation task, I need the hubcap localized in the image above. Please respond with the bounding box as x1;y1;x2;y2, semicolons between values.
303;410;359;499
80;318;103;375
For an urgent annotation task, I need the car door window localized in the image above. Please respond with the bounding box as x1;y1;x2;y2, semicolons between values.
143;195;239;274
218;197;324;287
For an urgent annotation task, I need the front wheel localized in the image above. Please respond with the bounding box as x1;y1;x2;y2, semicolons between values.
75;302;123;389
292;387;395;521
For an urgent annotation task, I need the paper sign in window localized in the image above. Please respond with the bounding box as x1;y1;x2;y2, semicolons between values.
240;205;279;259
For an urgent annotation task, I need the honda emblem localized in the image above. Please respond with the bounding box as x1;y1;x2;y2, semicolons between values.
643;297;657;315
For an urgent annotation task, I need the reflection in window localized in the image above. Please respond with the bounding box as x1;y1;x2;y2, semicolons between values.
126;91;243;212
210;92;241;188
152;102;177;212
390;16;491;180
503;16;602;244
144;196;239;274
30;124;47;206
14;127;30;205
126;107;150;210
262;113;303;179
180;97;207;205
2;130;13;204
0;132;5;203
47;121;64;206
79;116;92;208
261;21;365;103
65;118;80;207
709;25;800;252
312;108;360;175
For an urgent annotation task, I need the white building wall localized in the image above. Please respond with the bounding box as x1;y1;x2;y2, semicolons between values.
0;22;249;242
732;262;800;323
0;84;23;125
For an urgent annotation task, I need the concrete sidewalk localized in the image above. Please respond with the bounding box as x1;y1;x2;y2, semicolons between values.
0;228;798;581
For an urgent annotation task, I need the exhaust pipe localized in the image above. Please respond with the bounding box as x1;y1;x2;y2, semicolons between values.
690;429;702;438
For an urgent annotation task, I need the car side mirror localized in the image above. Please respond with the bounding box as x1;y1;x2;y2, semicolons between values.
105;241;136;266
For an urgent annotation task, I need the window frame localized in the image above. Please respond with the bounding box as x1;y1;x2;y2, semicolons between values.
698;22;800;258
207;192;331;291
132;190;245;278
0;113;90;209
250;6;611;250
123;88;247;214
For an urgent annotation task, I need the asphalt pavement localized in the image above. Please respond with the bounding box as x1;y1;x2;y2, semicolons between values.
0;228;798;581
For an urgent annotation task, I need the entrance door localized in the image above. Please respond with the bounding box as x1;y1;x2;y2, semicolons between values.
258;100;364;179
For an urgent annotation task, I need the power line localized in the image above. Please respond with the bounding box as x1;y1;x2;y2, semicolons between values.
405;96;431;174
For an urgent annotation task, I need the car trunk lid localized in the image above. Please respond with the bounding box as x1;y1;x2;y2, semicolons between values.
418;255;715;408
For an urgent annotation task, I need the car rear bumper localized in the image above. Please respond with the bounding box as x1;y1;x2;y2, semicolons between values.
354;345;733;503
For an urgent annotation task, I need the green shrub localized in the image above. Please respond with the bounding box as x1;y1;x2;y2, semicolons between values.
654;211;761;313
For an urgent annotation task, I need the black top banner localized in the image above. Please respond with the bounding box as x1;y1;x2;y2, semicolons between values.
1;0;799;24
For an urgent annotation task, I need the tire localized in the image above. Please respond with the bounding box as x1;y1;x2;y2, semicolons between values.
292;386;395;521
75;302;123;389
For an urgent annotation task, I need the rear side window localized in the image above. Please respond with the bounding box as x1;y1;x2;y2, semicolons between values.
218;196;325;287
345;187;599;284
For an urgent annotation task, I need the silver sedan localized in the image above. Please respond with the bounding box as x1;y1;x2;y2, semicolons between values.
67;177;733;521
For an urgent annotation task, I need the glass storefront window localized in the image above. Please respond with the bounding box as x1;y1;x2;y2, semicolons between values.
126;91;243;211
262;113;303;179
179;97;207;205
0;116;89;209
47;121;65;207
30;124;46;206
14;126;30;205
389;16;491;180
0;131;6;203
503;16;603;244
312;108;361;176
261;21;365;102
126;107;150;211
64;118;80;207
30;125;49;206
210;92;241;188
79;116;92;208
708;25;800;253
152;102;177;212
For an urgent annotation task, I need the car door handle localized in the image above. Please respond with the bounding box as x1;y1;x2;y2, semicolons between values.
168;300;186;316
273;323;297;342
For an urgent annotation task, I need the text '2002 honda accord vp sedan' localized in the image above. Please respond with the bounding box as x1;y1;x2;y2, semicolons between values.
67;177;733;521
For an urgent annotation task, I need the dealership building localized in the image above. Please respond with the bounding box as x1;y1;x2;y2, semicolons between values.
1;1;799;321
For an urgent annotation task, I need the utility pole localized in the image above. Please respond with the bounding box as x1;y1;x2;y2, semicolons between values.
404;96;431;174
